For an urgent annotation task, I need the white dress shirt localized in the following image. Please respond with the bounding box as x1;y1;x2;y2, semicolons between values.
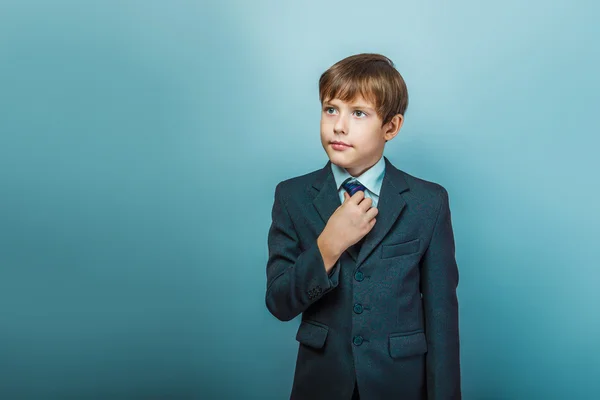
330;154;386;207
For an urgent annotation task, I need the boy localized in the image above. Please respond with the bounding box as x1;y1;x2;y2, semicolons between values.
265;53;460;399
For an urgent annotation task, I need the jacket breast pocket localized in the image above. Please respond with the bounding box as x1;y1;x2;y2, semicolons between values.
381;238;421;259
295;320;329;350
388;330;428;358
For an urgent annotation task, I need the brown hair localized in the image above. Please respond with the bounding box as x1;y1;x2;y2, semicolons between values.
318;53;408;127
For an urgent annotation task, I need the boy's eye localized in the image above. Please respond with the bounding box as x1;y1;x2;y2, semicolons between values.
324;107;367;118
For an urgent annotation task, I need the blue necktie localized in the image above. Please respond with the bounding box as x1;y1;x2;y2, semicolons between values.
342;178;367;252
342;178;367;196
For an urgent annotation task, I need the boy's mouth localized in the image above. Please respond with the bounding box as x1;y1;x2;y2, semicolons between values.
331;141;352;151
331;140;351;147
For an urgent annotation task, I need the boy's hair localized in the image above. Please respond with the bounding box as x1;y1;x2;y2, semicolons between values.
318;53;409;128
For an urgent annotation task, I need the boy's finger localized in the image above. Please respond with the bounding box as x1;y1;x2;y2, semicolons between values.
350;190;365;203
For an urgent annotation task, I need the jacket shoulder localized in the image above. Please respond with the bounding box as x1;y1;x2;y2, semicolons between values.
396;168;450;204
273;166;323;202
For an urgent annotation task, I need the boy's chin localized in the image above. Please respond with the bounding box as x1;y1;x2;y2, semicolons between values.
327;152;355;167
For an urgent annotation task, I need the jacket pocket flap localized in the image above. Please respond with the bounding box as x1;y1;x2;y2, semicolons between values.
389;331;428;358
381;238;421;259
296;320;329;349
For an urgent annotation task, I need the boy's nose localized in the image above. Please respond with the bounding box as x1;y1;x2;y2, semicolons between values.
334;117;348;134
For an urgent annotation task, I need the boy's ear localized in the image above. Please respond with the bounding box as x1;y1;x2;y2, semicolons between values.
384;114;404;141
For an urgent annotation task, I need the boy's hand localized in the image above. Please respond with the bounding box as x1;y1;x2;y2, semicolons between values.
321;190;378;256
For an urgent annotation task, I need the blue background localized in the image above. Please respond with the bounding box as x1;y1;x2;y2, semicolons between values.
1;0;598;398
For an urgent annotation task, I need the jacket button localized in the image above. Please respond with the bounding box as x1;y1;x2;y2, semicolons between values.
354;271;364;281
353;335;364;346
353;303;363;314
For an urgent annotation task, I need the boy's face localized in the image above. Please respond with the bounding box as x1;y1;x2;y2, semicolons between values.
320;95;403;177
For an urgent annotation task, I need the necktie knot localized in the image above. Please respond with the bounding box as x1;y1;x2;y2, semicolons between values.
342;178;367;196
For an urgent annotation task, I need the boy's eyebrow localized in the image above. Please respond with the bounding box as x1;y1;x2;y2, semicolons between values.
324;101;375;112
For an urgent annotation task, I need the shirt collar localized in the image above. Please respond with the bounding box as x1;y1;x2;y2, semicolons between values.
330;154;386;196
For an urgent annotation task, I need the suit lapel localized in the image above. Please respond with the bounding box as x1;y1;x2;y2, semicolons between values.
312;156;410;268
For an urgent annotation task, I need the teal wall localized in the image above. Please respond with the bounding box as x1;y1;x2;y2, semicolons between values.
1;1;598;398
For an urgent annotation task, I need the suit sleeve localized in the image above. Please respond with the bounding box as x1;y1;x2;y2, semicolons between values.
421;186;461;399
265;183;341;322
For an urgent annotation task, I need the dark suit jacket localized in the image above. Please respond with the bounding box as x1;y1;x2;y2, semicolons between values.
265;156;460;399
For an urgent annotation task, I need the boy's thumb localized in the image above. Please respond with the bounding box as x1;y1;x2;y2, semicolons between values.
343;192;349;201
